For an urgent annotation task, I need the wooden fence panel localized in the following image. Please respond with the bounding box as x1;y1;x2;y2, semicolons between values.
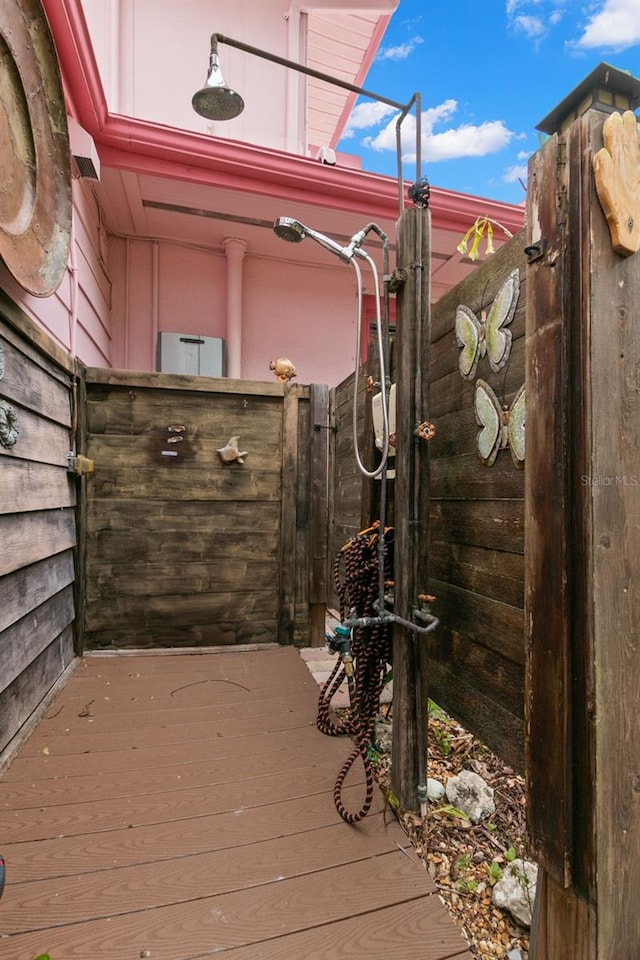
428;232;527;771
84;371;316;649
0;292;77;758
327;369;368;610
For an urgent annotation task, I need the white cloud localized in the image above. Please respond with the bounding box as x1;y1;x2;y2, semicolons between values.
514;14;546;37
423;121;514;163
361;99;514;163
572;0;640;51
504;163;529;184
376;36;424;61
342;101;398;139
517;150;531;160
506;0;567;42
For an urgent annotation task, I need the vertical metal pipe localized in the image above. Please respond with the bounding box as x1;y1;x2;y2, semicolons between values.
223;237;248;378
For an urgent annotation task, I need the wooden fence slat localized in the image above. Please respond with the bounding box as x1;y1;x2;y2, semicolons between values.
278;384;299;644
0;461;76;514
0;551;75;634
391;206;431;811
0;586;75;697
0;627;75;757
0;509;76;577
524;126;575;890
0;332;72;425
309;383;329;644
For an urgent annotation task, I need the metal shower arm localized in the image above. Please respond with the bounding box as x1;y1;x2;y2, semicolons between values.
209;33;421;213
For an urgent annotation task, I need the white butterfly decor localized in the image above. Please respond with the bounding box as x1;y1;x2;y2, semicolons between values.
455;269;520;381
475;380;525;469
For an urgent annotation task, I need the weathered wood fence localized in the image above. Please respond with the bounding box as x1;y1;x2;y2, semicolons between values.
525;106;640;958
82;370;329;650
428;235;527;771
0;292;78;758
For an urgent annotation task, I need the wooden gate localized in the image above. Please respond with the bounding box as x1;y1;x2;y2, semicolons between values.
82;370;326;649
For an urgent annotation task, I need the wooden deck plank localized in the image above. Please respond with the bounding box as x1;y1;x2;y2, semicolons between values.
2;750;352;810
3;723;332;780
0;647;471;960
3;761;367;841
1;786;385;883
1;815;406;931
20;706;316;756
36;690;319;737
0;854;444;960
200;901;473;960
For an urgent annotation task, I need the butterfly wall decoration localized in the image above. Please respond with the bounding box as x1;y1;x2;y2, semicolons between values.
475;380;525;469
455;269;520;381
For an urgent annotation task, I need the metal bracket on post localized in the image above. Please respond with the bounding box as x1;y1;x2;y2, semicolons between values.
67;453;95;475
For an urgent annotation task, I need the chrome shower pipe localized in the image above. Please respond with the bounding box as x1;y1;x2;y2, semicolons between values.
196;34;421;214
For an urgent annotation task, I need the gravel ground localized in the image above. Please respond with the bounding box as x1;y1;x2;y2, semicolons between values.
373;704;532;960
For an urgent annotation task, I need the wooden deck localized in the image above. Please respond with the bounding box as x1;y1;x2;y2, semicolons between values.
0;646;472;960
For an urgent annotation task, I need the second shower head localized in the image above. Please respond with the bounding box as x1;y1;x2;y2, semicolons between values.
273;217;353;264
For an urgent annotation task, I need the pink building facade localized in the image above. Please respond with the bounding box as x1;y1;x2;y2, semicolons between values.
2;0;524;386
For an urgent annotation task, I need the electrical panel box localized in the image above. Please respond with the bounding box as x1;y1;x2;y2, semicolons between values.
158;333;225;377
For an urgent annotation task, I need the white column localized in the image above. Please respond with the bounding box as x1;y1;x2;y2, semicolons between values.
222;237;248;379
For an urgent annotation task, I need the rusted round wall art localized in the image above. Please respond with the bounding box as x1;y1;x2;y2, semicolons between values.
0;0;72;296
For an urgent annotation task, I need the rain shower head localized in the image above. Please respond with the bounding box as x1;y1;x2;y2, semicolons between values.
273;217;352;264
192;41;245;120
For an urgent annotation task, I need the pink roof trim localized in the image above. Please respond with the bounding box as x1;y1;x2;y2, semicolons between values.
329;13;392;149
42;0;524;234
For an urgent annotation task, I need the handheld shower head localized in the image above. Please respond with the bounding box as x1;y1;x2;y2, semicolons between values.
273;218;352;264
273;217;306;244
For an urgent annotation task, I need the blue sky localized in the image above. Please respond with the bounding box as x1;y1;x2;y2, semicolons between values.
337;0;640;205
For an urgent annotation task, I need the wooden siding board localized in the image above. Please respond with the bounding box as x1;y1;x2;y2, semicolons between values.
0;305;78;760
0;461;76;514
85;367;300;397
0;404;71;466
0;627;74;757
84;621;278;649
86;392;284;443
0;332;72;424
0;551;75;633
0;288;77;376
0;509;76;576
0;586;75;697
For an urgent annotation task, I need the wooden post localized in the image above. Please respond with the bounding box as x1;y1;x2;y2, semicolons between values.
527;106;640;956
72;362;88;655
278;383;299;645
391;206;431;811
309;383;329;646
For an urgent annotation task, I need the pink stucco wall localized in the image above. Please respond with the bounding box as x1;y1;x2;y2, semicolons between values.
243;258;360;386
109;237;226;373
108;235;366;387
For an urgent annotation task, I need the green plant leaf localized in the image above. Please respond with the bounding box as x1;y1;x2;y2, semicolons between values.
438;803;470;821
386;790;400;813
505;845;517;862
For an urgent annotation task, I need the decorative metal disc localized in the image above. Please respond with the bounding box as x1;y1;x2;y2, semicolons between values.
0;0;72;296
0;400;19;447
